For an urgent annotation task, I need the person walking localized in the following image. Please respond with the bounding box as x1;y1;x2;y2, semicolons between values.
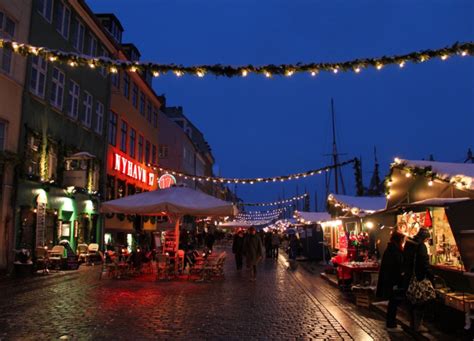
271;230;280;259
402;228;434;332
376;230;406;332
232;229;245;270
243;227;263;281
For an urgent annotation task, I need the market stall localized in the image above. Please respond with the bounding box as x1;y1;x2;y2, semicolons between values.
379;158;474;329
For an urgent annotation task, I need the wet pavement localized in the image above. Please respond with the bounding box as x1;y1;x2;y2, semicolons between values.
0;246;415;340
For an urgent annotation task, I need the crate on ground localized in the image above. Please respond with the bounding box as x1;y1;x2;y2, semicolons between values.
352;285;376;308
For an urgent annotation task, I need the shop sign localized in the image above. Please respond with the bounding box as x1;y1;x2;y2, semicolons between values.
158;174;177;189
114;153;155;187
35;202;46;247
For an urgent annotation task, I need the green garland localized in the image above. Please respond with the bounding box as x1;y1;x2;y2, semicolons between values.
386;159;472;194
1;38;472;78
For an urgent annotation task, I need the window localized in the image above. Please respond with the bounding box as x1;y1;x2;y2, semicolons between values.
108;111;117;146
38;0;53;22
29;56;47;98
123;72;130;98
85;33;97;56
25;133;41;176
152;145;157;165
153;107;158;128
106;175;115;200
146;101;152;122
129;128;136;158
131;83;138;108
120;120;127;152
82;91;93;127
66;80;80;119
138;135;143;162
71;18;84;52
55;1;71;39
0;121;6;151
0;12;15;74
98;46;108;77
50;67;65;109
111;70;120;88
145;140;151;164
95;101;104;134
159;145;168;158
139;92;145;115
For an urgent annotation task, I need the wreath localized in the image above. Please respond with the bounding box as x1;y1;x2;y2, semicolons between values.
117;213;125;221
105;213;114;219
127;214;135;222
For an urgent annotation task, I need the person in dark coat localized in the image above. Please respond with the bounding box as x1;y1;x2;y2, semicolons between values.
402;227;433;332
232;229;245;270
243;227;263;281
264;232;272;258
376;230;406;331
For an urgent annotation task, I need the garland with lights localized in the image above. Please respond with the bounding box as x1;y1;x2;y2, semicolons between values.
154;159;356;185
385;158;473;198
1;39;472;78
242;193;308;206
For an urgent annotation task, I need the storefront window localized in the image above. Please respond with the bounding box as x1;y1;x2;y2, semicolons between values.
127;184;135;196
106;175;115;200
117;179;126;198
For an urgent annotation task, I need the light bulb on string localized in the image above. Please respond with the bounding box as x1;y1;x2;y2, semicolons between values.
399;61;405;68
152;71;160;77
441;55;448;60
376;63;383;70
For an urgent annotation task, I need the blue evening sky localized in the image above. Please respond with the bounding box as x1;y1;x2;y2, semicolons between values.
89;0;473;210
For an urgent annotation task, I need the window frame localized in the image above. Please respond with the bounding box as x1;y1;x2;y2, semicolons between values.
123;72;130;98
152;106;158;128
55;1;71;39
71;17;85;52
145;140;151;164
67;79;80;119
38;0;54;23
82;91;93;128
131;82;138;108
108;111;118;146
120;120;128;153
139;91;145;115
95;101;104;134
29;56;48;98
50;66;65;110
0;12;15;74
152;144;157;165
138;135;144;162
129;128;136;158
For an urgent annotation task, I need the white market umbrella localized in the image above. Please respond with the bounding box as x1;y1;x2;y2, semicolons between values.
101;186;238;253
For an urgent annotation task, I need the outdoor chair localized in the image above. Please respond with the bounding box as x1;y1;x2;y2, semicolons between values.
200;252;226;281
77;244;88;263
87;243;101;264
49;245;65;270
35;247;50;274
156;254;173;280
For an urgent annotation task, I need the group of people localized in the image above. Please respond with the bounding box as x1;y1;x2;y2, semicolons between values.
264;230;281;259
376;227;434;332
232;227;264;281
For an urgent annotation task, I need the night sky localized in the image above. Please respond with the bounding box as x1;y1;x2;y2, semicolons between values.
89;0;473;209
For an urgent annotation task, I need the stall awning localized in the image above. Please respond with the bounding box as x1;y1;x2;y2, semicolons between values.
101;187;237;217
329;194;387;213
294;211;331;224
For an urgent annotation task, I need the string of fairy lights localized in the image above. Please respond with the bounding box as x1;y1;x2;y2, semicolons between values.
153;159;356;185
1;39;472;79
242;193;308;206
384;158;473;199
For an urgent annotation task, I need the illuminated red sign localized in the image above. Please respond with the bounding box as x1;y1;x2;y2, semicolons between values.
114;153;155;187
158;174;177;189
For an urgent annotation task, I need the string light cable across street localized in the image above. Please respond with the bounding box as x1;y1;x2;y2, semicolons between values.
1;39;472;79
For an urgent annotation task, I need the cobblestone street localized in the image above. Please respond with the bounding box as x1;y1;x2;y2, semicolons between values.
0;246;414;340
